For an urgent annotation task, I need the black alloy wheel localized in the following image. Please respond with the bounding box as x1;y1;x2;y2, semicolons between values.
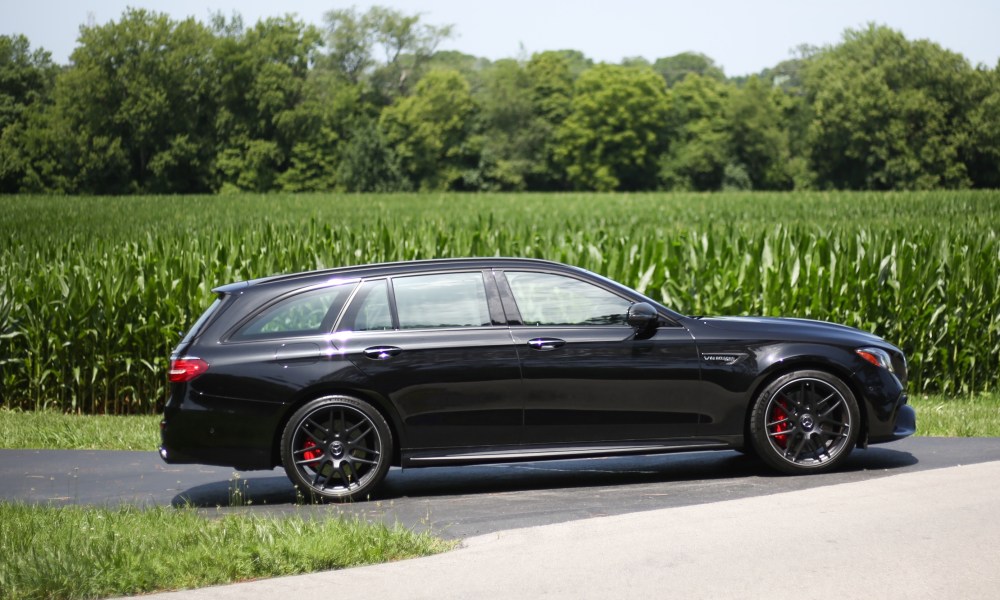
280;396;392;502
749;370;860;474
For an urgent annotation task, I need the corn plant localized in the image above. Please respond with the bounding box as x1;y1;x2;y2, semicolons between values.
1;191;997;413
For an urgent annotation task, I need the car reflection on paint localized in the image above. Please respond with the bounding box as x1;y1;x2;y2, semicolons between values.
160;258;915;501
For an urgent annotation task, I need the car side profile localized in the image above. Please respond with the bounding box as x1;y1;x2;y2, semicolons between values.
160;258;915;501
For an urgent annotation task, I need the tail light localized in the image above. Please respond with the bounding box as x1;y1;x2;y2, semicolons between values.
168;357;209;382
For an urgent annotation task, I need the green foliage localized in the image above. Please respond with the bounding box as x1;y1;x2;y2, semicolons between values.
467;59;541;190
804;24;991;190
0;502;450;600
212;15;325;193
653;52;726;87
725;77;793;190
555;64;671;191
658;74;731;190
64;9;219;193
380;69;476;190
0;34;58;194
5;15;1000;193
322;5;454;100
1;192;997;414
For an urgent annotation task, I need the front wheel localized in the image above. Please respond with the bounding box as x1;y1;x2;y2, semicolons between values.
749;370;860;474
280;395;392;502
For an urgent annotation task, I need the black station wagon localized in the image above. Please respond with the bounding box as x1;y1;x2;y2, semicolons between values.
160;258;915;501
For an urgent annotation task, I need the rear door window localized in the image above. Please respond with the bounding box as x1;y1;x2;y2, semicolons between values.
393;272;492;329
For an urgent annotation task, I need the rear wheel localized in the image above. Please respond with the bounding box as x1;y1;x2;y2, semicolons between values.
280;395;392;502
749;370;859;474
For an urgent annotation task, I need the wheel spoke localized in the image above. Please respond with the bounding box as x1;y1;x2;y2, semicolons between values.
312;459;331;487
341;419;365;437
778;393;799;411
349;454;379;466
812;437;831;460
305;418;328;437
338;462;354;488
292;446;317;457
350;426;374;444
786;433;808;462
301;427;326;446
820;428;849;439
351;444;380;455
818;396;843;419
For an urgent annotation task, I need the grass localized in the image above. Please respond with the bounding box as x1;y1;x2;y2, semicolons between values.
0;502;453;600
0;409;160;451
909;393;1000;437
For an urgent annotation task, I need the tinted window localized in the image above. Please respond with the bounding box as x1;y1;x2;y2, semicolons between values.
340;279;393;332
394;272;491;329
506;271;630;326
234;283;355;340
178;297;221;349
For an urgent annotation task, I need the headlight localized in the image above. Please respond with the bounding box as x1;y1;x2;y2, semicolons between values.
856;347;895;373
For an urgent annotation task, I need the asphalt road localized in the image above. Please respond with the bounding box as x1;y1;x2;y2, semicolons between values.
3;436;999;538
132;460;1000;600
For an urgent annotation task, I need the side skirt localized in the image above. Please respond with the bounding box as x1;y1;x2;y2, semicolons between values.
401;437;741;468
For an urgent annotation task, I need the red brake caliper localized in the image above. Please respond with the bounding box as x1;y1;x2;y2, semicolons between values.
773;401;790;448
302;440;321;466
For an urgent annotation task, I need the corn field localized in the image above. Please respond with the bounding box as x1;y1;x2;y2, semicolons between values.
1;192;998;414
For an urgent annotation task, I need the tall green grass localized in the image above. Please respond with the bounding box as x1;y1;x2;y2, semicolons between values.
0;408;160;450
1;192;997;413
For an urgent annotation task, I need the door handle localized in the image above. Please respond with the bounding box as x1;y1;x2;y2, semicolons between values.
527;338;566;351
363;346;401;359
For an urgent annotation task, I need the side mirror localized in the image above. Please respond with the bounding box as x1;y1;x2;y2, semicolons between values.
626;302;658;330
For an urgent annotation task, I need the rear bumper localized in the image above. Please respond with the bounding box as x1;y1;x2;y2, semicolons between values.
159;392;286;471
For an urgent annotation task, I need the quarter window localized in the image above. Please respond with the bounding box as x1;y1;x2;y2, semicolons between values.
341;279;393;332
233;283;356;340
393;272;491;329
506;271;631;326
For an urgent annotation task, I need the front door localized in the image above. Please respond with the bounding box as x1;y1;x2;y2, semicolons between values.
499;270;704;445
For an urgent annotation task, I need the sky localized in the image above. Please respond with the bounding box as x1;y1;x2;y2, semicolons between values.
4;0;999;76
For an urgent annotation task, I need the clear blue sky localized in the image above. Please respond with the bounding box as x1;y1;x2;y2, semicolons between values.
4;0;999;76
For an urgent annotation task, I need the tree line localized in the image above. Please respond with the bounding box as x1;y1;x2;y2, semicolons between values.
1;7;999;194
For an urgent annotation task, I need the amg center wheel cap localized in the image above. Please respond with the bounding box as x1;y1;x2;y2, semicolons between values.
800;414;816;431
329;441;345;457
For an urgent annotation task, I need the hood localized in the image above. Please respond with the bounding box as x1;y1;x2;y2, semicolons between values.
696;316;888;346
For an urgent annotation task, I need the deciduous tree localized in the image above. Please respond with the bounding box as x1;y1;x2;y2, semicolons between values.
555;64;670;191
380;69;475;190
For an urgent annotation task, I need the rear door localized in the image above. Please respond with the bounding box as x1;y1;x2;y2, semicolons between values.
334;271;523;450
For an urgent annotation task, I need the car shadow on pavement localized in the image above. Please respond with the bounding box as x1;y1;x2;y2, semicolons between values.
172;476;298;508
375;446;918;500
170;446;917;508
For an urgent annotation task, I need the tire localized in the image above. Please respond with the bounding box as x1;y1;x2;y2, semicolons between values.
280;395;392;502
749;370;860;474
